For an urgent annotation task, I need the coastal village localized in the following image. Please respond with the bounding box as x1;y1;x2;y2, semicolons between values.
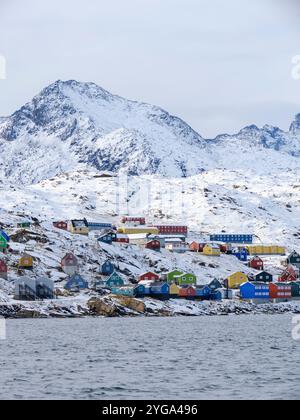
1;213;300;318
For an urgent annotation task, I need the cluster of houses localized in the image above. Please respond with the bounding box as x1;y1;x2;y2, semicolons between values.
1;219;300;304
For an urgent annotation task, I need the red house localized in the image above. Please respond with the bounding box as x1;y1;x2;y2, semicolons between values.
0;259;7;280
278;266;298;283
249;256;264;271
61;253;79;276
115;234;130;244
145;240;161;251
139;272;160;282
155;225;188;236
53;221;68;231
178;285;196;298
189;242;205;252
269;283;292;300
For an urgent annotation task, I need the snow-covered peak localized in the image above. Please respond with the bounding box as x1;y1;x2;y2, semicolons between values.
0;79;299;185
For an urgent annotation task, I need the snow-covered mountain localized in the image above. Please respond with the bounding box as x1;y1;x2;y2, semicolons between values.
0;79;299;185
0;80;212;184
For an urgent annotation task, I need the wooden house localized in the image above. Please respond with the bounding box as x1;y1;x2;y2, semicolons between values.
166;270;183;283
0;234;7;252
209;279;223;291
240;282;270;301
68;219;89;235
169;283;180;297
226;272;248;289
101;260;115;276
173;273;197;286
269;283;292;301
134;282;152;297
210;234;253;244
106;272;124;288
150;282;170;298
251;271;273;284
233;248;248;262
249;256;264;271
65;274;89;291
17;221;31;229
139;272;160;282
0;259;8;280
61;253;79;276
195;285;211;300
290;282;300;298
165;242;189;253
203;244;221;257
155;225;188;237
115;234;130;244
117;226;159;235
97;231;116;245
278;266;298;283
0;230;9;242
178;285;196;299
145;240;161;251
286;251;300;267
88;222;113;231
189;242;205;253
53;221;68;231
111;286;135;297
18;254;33;270
211;290;222;301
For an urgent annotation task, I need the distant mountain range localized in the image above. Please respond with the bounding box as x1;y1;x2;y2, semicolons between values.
0;79;299;184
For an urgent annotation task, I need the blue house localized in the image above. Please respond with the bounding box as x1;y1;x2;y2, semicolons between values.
65;274;89;291
210;290;222;301
0;230;10;242
134;283;151;297
240;282;270;300
101;260;115;276
111;286;135;297
195;285;212;300
209;279;223;291
88;222;113;231
233;248;248;262
210;234;253;244
97;231;116;245
150;282;170;298
106;272;124;288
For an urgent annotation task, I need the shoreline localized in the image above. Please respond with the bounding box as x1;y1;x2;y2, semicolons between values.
1;295;300;319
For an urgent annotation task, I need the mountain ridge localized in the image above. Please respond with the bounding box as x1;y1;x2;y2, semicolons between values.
0;79;299;184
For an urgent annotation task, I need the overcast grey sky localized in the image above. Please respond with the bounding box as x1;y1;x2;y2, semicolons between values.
0;0;299;137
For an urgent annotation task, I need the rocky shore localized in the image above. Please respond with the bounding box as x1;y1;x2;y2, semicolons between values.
1;294;300;319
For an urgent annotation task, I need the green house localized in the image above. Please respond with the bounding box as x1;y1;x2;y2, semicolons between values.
106;272;125;288
17;222;31;229
290;282;300;298
0;235;7;252
166;270;183;283
174;273;197;286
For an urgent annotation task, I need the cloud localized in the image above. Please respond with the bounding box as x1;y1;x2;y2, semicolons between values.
0;0;299;137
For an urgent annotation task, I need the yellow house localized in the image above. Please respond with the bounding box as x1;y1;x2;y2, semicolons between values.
227;272;248;289
203;244;221;257
69;219;89;235
169;283;180;297
117;226;159;235
18;254;33;269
